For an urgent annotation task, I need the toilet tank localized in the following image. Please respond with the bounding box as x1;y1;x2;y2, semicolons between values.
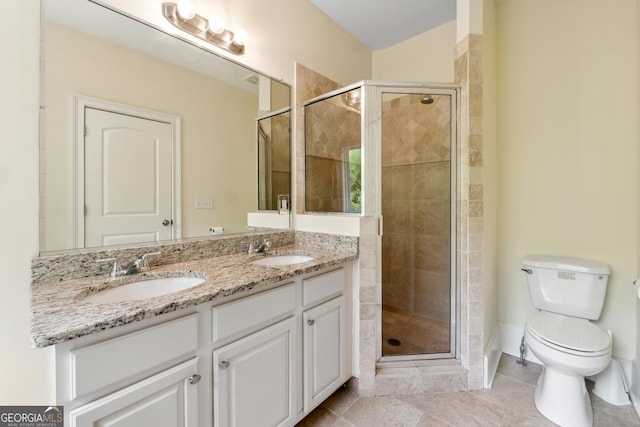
522;255;610;320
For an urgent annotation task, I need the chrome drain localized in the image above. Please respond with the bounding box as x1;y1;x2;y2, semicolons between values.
387;338;402;347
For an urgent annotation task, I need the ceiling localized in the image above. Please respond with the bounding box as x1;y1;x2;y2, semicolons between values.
308;0;456;50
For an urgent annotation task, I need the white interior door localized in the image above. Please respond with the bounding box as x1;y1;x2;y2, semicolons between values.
84;107;174;247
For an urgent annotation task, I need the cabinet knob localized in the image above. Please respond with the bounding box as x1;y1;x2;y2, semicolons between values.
188;374;201;385
307;319;315;326
218;360;230;369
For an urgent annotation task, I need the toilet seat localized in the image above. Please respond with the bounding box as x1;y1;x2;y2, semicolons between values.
526;311;610;356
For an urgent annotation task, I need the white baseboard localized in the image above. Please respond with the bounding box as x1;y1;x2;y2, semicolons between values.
631;358;640;418
499;322;541;364
483;326;501;388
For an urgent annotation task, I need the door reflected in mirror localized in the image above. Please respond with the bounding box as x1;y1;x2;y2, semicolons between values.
41;0;291;253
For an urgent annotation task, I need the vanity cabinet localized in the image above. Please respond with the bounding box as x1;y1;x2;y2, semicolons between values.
55;262;351;427
57;314;201;427
213;317;296;427
302;268;347;412
69;358;199;427
210;266;349;427
303;296;345;411
211;283;297;427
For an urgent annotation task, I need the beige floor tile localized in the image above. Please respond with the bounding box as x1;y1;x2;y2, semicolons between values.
593;408;640;427
501;413;557;427
321;387;359;416
495;355;541;387
296;407;341;427
588;381;639;425
340;396;424;427
415;413;455;426
470;373;511;408
298;354;640;427
400;391;503;426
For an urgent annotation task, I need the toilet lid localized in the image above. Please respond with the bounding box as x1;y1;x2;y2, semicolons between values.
526;311;611;354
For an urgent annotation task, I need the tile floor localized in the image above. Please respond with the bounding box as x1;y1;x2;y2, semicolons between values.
382;308;450;356
297;354;640;426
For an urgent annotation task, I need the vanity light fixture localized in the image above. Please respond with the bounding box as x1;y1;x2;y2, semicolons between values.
162;1;247;55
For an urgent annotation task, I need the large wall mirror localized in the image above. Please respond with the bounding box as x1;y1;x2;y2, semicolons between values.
41;0;291;253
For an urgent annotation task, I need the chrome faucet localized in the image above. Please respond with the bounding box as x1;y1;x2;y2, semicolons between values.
97;251;161;277
255;240;271;253
248;239;271;255
96;257;122;278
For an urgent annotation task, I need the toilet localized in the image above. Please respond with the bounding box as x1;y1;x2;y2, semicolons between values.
522;255;612;427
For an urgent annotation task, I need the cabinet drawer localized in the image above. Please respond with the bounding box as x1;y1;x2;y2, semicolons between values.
70;313;198;399
303;268;345;306
70;357;199;427
212;282;296;343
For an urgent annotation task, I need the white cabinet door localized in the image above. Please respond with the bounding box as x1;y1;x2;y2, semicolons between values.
213;317;296;427
303;296;345;412
69;358;199;427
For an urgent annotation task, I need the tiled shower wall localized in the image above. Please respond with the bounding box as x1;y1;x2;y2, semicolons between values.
455;34;485;390
270;112;291;209
294;64;340;215
381;94;452;327
295;29;484;392
305;97;360;212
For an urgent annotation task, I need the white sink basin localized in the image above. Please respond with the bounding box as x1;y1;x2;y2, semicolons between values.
251;255;314;266
81;276;206;303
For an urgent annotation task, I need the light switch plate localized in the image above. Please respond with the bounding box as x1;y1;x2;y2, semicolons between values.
195;198;213;209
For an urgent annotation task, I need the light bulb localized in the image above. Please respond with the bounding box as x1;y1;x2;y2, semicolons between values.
232;28;248;46
208;16;225;34
176;0;196;20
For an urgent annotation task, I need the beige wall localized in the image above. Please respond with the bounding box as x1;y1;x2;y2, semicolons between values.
496;0;638;359
637;0;640;404
44;23;257;251
0;1;55;404
372;21;456;83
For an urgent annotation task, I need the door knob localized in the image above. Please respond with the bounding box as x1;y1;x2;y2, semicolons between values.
218;360;230;369
307;319;315;326
188;374;201;384
162;219;173;226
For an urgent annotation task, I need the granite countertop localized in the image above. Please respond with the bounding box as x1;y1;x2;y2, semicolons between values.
30;244;357;348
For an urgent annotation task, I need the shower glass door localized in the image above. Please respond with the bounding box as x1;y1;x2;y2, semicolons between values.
380;90;456;360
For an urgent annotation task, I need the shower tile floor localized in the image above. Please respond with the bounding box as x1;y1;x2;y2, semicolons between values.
296;354;640;426
382;309;450;356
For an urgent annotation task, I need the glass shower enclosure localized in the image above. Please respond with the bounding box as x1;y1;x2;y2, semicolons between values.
304;81;459;362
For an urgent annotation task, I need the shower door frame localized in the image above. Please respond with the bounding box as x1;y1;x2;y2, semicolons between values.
362;82;460;364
